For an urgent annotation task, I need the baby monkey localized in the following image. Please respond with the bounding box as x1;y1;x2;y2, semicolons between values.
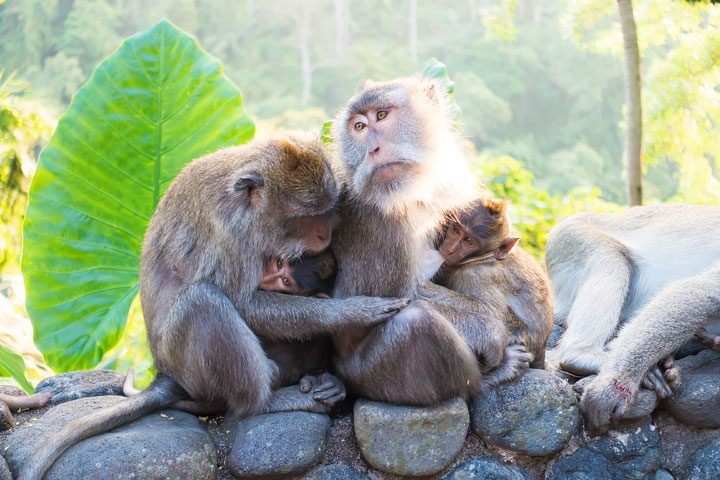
434;198;553;368
260;250;337;298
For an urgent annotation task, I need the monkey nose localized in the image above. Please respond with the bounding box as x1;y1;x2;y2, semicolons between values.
370;146;380;155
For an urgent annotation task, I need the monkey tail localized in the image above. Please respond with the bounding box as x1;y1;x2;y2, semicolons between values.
18;373;185;480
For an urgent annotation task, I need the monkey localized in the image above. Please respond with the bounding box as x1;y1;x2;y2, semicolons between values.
19;133;410;480
329;76;531;406
433;198;553;369
546;204;720;405
260;250;337;298
580;262;720;429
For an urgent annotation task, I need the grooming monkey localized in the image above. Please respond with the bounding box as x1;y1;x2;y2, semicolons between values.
546;204;720;426
20;134;408;480
330;77;531;405
434;198;553;369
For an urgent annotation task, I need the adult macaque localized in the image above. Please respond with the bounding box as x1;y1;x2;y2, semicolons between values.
434;198;553;368
330;77;530;405
260;250;337;298
546;204;720;421
20;134;408;480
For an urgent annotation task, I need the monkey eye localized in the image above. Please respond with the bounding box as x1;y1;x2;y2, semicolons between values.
376;110;388;121
277;259;284;269
354;121;367;132
282;276;291;286
463;236;474;246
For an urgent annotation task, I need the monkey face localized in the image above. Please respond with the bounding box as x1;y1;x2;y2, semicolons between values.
259;258;307;295
439;221;485;266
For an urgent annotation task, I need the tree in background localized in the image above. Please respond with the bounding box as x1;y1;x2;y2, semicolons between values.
618;0;643;205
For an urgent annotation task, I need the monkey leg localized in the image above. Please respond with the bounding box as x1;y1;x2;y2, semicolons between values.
581;265;720;429
334;302;482;406
554;231;632;376
154;282;279;419
0;392;51;412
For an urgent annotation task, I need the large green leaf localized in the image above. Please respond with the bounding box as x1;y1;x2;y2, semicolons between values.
0;343;33;394
22;20;255;372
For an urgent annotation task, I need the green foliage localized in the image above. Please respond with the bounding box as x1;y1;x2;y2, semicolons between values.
475;155;620;258
0;343;34;394
0;73;54;274
22;20;255;372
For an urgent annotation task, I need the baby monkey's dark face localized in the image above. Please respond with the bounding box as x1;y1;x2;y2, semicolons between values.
259;250;337;298
438;221;489;266
259;258;308;295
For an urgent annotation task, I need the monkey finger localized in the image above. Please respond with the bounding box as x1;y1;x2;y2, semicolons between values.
313;388;341;401
647;368;672;399
299;376;314;394
312;381;337;393
321;392;346;406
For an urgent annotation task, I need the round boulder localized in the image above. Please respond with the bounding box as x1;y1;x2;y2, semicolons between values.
471;368;580;456
354;397;469;476
685;440;720;480
443;457;531;480
664;350;720;428
35;369;125;405
228;411;331;478
5;395;217;479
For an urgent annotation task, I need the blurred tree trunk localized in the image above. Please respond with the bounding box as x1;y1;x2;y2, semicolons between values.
334;0;347;57
618;0;642;206
409;0;418;63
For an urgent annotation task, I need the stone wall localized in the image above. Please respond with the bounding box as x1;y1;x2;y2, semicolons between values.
1;352;719;480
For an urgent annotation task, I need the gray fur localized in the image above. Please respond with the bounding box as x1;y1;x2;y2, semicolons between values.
330;77;527;405
20;133;407;479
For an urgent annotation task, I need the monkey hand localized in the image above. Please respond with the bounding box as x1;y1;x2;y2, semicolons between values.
641;357;679;399
299;373;346;410
346;296;410;326
580;374;636;431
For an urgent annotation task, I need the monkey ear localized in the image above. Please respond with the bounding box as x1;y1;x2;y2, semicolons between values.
423;82;439;105
233;173;264;206
495;236;519;260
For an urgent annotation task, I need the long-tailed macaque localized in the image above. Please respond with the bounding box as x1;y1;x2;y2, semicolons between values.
330;77;530;405
434;198;553;369
20;134;408;480
546;204;720;427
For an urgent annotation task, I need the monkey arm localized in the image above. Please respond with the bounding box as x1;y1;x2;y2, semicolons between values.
581;264;720;429
239;291;408;341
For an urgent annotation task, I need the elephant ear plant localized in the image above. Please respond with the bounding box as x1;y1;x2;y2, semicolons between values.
22;20;255;373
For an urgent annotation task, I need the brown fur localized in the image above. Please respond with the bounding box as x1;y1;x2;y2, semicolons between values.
330;77;529;405
436;198;553;369
19;133;407;480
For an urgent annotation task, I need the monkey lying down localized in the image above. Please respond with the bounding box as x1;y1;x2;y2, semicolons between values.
431;197;553;370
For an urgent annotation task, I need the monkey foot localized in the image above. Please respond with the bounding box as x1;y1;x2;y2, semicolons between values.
299;373;346;409
696;327;720;352
642;357;679;399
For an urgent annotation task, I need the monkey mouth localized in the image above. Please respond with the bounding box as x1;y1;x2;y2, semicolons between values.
371;161;409;181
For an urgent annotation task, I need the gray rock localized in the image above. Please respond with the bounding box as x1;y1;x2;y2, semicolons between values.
574;375;658;419
471;368;580;456
655;468;674;480
547;420;660;480
35;369;125;405
0;456;10;480
5;395;217;479
589;419;662;478
685;440;720;480
545;446;613;480
228;411;330;478
664;350;720;428
354;397;468;476
305;463;367;479
443;457;531;479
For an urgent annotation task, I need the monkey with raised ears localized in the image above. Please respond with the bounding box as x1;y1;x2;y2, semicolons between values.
433;198;553;370
20;133;409;480
330;77;531;406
